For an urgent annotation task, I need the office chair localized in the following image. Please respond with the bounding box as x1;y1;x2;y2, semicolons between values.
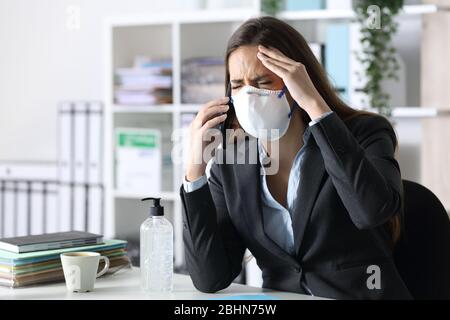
394;180;450;300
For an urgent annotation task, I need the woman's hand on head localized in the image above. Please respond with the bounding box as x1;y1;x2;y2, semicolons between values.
257;45;331;120
185;97;229;182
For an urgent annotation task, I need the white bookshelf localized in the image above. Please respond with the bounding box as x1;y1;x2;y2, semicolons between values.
102;4;438;271
103;9;253;269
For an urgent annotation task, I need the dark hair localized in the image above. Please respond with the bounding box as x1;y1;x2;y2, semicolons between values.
224;16;401;246
225;16;361;124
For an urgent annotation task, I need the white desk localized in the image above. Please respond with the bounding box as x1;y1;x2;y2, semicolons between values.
0;267;325;300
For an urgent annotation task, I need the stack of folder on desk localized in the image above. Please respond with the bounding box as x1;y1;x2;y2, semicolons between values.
0;237;131;288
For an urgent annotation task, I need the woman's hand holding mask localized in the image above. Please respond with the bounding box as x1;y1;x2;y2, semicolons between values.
257;45;332;120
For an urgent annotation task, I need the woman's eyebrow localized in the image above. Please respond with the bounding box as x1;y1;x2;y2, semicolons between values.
230;74;271;83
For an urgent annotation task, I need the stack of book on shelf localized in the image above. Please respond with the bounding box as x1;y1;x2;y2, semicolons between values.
115;56;173;105
0;231;131;288
181;57;225;104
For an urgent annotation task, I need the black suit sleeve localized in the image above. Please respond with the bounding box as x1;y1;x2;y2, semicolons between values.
310;112;402;230
179;163;246;293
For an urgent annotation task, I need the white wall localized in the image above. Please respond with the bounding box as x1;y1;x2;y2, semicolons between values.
0;0;190;162
0;0;426;175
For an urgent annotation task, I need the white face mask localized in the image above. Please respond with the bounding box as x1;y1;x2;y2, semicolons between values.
231;85;294;141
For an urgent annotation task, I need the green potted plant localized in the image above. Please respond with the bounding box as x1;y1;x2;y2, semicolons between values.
260;0;284;16
353;0;404;117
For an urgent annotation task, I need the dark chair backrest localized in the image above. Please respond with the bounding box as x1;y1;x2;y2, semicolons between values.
394;180;450;299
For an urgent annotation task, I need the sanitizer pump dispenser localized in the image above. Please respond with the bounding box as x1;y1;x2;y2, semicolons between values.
140;197;173;293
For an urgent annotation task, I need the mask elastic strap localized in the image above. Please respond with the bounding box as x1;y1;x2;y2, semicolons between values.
280;85;297;119
288;101;298;119
278;85;287;98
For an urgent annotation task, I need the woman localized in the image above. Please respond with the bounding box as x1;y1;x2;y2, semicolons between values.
179;16;411;300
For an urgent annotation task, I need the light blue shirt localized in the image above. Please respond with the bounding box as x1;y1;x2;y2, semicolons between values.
257;126;312;255
183;111;333;256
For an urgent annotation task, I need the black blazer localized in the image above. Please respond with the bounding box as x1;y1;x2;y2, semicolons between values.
179;112;412;300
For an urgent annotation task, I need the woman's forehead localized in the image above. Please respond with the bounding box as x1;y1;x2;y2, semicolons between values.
228;46;270;79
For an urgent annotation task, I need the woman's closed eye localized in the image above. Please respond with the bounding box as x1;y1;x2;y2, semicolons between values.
232;81;273;90
257;80;273;88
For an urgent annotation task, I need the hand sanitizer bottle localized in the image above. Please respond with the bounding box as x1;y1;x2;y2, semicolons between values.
140;197;173;293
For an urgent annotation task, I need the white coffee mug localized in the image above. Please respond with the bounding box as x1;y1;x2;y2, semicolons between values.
60;252;110;293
